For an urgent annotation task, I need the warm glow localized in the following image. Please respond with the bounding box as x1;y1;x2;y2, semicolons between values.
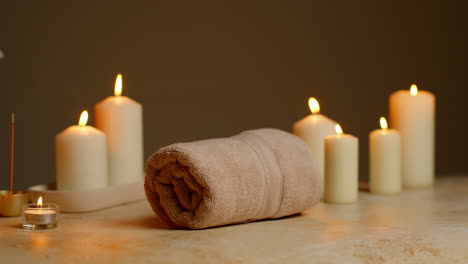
114;73;123;96
380;117;388;130
78;110;88;127
30;233;51;255
37;196;43;207
410;84;418;96
308;97;320;114
335;124;343;135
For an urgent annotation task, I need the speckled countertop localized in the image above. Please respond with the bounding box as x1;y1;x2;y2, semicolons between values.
1;176;468;263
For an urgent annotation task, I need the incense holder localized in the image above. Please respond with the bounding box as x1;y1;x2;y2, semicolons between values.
0;191;29;217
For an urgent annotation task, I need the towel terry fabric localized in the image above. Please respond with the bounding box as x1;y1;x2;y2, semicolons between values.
144;128;322;229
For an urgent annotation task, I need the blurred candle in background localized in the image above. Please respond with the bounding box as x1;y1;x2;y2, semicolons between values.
389;84;435;188
293;98;337;179
95;74;144;185
369;117;401;194
324;124;359;204
55;111;108;190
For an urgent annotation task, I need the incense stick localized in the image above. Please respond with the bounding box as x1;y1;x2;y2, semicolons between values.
9;113;15;194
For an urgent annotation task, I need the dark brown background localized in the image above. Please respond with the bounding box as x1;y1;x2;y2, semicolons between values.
0;1;466;190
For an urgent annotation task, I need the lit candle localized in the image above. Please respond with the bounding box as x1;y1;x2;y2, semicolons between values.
55;110;108;190
369;117;401;194
293;98;337;178
95;74;144;185
22;197;60;230
389;84;435;188
324;124;359;203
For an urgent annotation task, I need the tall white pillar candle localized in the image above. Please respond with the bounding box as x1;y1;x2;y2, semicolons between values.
324;124;359;203
389;84;435;188
95;74;144;185
369;117;401;194
293;98;337;178
55;111;108;190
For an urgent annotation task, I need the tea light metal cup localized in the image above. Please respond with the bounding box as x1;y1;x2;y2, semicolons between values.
22;202;60;230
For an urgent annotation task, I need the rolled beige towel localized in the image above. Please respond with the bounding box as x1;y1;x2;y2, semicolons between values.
145;128;322;229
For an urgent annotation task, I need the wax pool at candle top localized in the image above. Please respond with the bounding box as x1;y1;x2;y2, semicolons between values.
24;209;56;215
102;95;134;104
61;125;105;136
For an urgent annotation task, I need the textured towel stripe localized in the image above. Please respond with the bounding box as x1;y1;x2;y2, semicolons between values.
232;132;284;219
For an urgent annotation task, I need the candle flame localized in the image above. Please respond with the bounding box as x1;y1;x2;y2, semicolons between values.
410;84;418;96
308;97;320;114
335;124;343;135
37;196;43;207
114;73;123;96
78;110;88;127
380;117;388;130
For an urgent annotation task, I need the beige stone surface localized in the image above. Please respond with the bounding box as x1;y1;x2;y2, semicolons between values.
1;176;468;263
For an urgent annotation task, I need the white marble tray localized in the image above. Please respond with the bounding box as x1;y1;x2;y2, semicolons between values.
27;181;146;213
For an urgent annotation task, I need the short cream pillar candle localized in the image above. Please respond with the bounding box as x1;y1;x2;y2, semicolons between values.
389;84;435;188
293;98;337;178
324;125;359;203
55;111;108;190
369;117;401;194
95;74;144;185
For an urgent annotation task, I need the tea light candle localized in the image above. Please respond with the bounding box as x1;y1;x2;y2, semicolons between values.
369;117;401;194
55;110;108;190
324;124;359;203
22;197;60;230
293;98;337;179
389;84;435;188
95;74;144;185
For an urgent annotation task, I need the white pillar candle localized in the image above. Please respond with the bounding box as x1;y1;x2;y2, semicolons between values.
95;74;144;185
55;111;108;190
389;84;435;188
293;98;337;178
369;117;401;194
324;124;359;203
